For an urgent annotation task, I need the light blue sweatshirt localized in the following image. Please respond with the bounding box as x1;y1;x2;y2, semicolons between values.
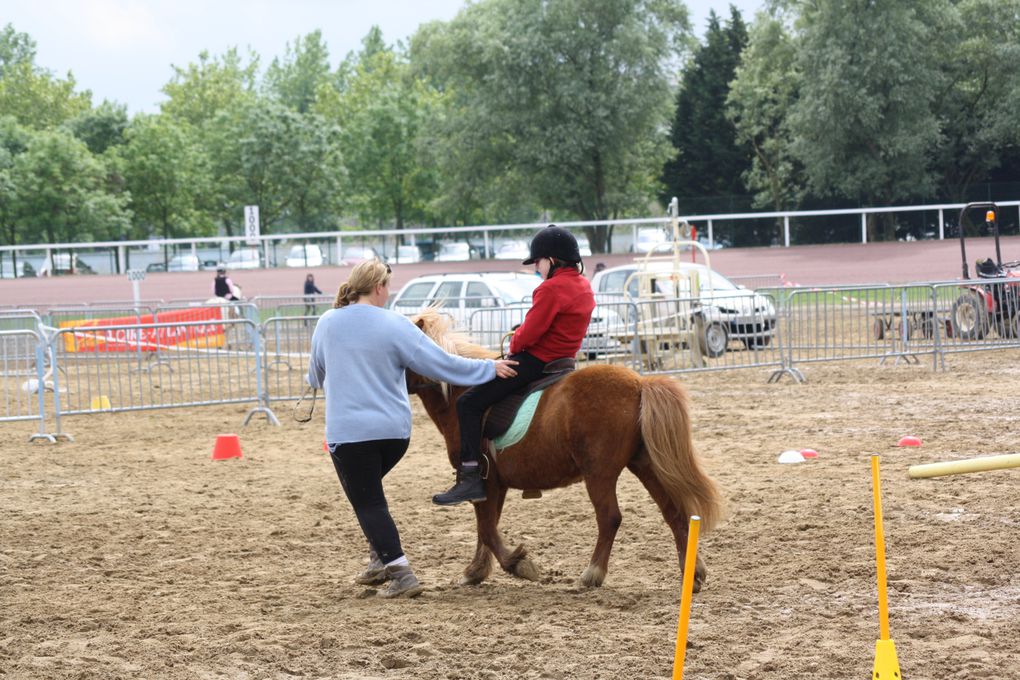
307;304;496;445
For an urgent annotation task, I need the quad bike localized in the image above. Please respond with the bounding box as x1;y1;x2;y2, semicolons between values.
951;202;1020;340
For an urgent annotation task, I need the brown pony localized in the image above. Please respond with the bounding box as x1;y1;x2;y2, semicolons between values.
409;309;722;590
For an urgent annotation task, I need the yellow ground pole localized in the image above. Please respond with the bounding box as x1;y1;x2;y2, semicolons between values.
672;515;701;680
870;455;902;679
908;452;1020;479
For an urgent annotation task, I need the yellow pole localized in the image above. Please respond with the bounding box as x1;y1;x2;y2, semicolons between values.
908;453;1020;479
672;515;701;680
871;455;890;640
870;454;902;679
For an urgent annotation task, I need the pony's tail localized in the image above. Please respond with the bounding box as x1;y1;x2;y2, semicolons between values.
639;376;721;532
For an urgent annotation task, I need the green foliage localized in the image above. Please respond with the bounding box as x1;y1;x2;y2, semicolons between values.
0;61;91;129
65;101;130;155
264;30;332;113
412;0;690;251
12;127;130;244
931;0;1020;201
662;7;751;215
161;48;260;127
789;0;942;239
0;23;36;78
211;99;344;233
118;114;210;241
319;34;433;230
726;8;802;214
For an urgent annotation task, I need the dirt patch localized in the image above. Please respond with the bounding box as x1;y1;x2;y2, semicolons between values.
2;352;1019;679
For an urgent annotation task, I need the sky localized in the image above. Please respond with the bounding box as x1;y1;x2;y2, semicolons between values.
4;0;764;115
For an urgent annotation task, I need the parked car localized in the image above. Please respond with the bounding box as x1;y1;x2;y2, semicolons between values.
285;244;325;268
632;228;670;254
37;253;96;276
226;248;263;270
577;235;593;257
168;254;201;272
341;245;383;264
0;259;36;278
390;271;621;358
494;240;531;261
145;262;167;273
394;245;422;264
435;242;471;262
591;261;776;356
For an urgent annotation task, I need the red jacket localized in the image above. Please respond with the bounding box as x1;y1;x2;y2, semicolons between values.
510;268;595;362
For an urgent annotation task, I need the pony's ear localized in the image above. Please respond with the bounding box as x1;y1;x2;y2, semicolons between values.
414;317;426;330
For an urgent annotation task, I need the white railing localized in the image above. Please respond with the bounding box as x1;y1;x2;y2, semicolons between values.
2;199;1017;276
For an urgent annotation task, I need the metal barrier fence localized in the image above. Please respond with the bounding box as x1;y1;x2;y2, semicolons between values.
262;316;317;403
6;278;1020;441
46;317;277;434
0;327;58;442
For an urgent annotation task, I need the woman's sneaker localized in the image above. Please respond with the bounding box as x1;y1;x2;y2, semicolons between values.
356;549;387;585
378;565;423;599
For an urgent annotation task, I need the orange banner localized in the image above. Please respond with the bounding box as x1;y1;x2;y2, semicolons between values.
60;307;228;353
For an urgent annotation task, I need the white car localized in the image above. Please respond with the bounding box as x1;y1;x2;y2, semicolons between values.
591;261;776;356
341;246;383;264
168;254;201;272
435;242;471;262
226;248;263;270
633;228;670;254
391;271;621;358
576;235;593;257
285;244;324;268
394;245;422;264
494;240;531;261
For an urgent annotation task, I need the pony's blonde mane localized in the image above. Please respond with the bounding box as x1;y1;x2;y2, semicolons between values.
412;308;499;401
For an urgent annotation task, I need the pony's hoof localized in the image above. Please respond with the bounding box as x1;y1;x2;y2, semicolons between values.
577;564;606;588
512;558;540;581
693;556;707;593
459;572;486;586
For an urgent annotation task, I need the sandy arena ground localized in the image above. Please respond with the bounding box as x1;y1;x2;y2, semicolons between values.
2;352;1020;679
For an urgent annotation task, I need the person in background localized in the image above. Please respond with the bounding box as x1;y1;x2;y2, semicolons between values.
213;265;241;301
433;225;596;506
593;262;607;275
303;273;323;320
307;260;518;598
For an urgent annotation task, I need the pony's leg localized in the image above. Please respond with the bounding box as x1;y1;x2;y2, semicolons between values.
627;460;707;592
462;486;504;585
466;485;540;583
578;476;623;588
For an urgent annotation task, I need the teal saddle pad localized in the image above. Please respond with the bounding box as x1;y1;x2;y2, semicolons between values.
491;390;543;450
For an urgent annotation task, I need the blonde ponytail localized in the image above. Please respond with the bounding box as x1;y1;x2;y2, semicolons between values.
333;260;391;308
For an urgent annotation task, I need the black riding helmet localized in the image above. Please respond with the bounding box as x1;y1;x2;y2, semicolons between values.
522;225;582;265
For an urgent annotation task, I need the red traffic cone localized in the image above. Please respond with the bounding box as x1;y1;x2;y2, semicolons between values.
212;433;243;460
322;440;328;453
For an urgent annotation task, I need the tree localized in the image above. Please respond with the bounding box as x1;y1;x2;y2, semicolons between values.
13;128;130;246
264;30;332;113
662;7;751;216
65;101;130;155
0;116;29;254
119;114;211;249
410;0;691;252
160;48;260;128
0;23;36;78
319;33;434;231
726;7;803;243
0;61;91;130
929;0;1020;201
788;0;943;240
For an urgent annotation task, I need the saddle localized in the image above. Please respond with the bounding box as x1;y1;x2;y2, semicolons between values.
481;357;575;440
